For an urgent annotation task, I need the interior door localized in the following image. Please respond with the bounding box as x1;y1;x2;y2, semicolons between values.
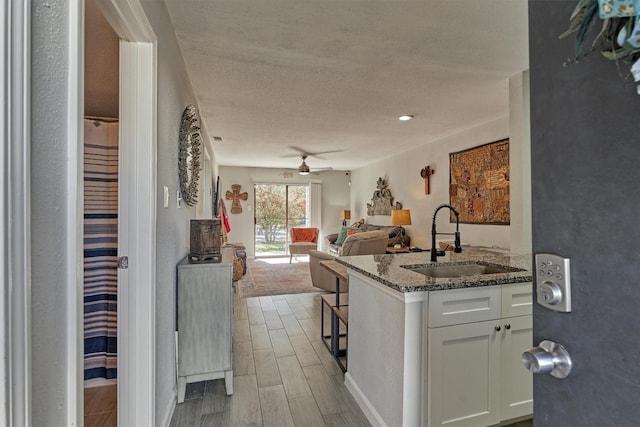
83;1;121;422
528;3;640;424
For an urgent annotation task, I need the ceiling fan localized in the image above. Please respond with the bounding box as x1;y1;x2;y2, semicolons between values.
284;146;341;175
290;155;333;175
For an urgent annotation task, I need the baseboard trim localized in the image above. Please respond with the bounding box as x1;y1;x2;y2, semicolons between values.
344;373;387;427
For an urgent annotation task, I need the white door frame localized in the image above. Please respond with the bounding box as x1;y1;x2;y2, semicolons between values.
117;41;157;426
92;1;158;425
1;1;31;425
2;0;157;425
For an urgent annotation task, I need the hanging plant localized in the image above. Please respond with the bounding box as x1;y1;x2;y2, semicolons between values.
560;0;640;94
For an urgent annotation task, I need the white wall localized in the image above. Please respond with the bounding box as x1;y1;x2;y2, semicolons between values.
509;71;532;254
219;167;351;257
85;0;119;118
351;117;514;250
350;71;531;252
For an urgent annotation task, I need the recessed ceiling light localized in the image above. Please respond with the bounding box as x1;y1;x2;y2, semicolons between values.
398;115;414;121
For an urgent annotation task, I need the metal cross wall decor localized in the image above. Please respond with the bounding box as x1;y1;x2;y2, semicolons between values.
225;184;248;214
420;166;434;195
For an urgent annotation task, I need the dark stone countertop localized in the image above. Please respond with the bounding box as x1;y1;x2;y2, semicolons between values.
335;247;533;293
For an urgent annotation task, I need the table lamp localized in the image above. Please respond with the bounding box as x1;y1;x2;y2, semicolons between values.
339;210;351;226
391;209;412;247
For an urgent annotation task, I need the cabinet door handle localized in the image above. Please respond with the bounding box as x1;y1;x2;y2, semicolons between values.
505;324;511;330
494;325;501;332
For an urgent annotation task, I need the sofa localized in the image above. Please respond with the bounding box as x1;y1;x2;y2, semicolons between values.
309;230;389;292
325;223;410;255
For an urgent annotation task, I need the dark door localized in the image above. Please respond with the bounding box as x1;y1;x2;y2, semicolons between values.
529;2;640;425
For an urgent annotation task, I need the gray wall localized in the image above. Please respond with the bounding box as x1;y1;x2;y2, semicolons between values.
31;1;75;424
138;1;215;424
530;2;640;425
30;1;215;423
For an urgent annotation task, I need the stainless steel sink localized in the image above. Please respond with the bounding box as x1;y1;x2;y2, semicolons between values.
402;261;524;278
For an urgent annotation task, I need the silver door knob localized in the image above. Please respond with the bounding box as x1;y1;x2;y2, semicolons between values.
522;339;572;379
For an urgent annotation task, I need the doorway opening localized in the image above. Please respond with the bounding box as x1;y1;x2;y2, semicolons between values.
83;1;120;424
254;184;310;257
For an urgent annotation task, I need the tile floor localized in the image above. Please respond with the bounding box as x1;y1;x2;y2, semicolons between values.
169;291;368;427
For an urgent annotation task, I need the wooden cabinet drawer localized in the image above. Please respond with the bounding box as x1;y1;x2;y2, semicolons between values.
428;285;501;328
501;282;533;318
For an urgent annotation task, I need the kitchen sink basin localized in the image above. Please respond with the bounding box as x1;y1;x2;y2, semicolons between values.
402;261;524;278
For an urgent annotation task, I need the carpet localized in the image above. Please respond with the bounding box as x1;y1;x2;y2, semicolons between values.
236;258;324;298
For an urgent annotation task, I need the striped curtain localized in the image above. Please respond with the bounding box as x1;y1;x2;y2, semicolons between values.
83;118;119;381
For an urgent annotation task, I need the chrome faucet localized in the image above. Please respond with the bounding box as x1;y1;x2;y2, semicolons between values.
431;204;462;262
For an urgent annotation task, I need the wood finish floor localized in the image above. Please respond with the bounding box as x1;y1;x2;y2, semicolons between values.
87;291;533;427
84;383;117;427
170;291;369;427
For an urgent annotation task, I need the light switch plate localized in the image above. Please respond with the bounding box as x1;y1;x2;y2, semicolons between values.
535;253;572;312
176;190;182;208
163;186;169;208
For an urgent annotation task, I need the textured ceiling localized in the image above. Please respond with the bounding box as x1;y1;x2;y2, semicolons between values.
165;0;529;172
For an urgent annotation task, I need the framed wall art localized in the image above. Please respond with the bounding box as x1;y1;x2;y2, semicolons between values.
449;139;510;225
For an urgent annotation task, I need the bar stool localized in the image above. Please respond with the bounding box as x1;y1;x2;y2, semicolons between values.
319;260;349;372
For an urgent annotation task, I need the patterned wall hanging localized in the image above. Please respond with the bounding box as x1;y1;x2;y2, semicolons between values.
449;139;510;224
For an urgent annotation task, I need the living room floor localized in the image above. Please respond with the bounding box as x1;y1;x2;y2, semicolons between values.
169;285;534;427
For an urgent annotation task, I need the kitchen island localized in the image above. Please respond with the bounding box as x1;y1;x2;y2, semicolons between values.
336;248;533;427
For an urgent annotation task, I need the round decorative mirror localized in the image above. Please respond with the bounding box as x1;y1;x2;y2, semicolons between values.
178;105;203;207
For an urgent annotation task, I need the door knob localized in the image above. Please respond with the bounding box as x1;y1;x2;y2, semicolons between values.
522;339;572;379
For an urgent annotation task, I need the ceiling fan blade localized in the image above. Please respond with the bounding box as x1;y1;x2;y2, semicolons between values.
284;146;344;159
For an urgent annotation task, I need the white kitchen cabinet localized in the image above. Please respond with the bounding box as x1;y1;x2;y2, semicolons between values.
345;271;532;427
499;314;533;421
428;319;502;427
177;257;233;403
427;283;533;427
500;283;534;422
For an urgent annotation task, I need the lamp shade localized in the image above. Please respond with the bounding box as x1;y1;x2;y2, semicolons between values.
339;210;351;220
391;209;412;226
